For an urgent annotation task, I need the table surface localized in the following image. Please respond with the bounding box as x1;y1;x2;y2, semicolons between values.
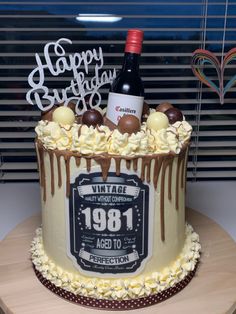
0;208;236;314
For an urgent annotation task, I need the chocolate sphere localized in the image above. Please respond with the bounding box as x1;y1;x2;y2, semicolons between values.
156;102;173;113
41;106;57;121
165;107;183;124
142;101;150;116
82;109;103;127
84;95;97;109
67;102;76;112
118;115;140;134
75;115;82;124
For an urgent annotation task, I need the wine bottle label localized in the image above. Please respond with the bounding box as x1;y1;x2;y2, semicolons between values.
67;168;154;277
106;92;144;125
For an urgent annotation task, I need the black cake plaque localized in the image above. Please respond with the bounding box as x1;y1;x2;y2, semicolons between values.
67;171;154;276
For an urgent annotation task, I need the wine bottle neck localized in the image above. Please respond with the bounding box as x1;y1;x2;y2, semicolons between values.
121;52;140;72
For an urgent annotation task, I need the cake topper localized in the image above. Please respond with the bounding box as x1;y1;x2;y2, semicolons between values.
191;47;236;105
26;38;116;114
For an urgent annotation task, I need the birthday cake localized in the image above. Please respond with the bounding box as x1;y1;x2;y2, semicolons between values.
30;102;200;309
27;34;200;309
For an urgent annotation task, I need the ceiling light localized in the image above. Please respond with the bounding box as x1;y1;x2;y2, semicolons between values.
76;14;122;23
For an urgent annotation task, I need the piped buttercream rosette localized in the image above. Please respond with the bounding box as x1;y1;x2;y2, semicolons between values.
191;47;236;104
31;224;200;308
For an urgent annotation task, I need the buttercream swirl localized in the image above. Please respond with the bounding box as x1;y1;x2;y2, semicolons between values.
31;224;200;300
108;129;149;156
35;119;192;156
71;124;110;154
35;121;72;150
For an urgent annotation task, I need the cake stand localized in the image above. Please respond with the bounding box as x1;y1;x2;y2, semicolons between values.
0;208;236;314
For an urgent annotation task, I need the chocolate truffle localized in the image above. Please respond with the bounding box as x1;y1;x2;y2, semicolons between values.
82;109;103;127
142;101;150;116
75;115;82;124
52;106;75;125
156;102;173;113
41;106;57;121
165;107;183;124
84;95;97;109
118;115;140;134
67;102;76;112
146;111;169;131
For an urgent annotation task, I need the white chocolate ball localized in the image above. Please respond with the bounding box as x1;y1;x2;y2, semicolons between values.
52;106;75;125
146;111;169;131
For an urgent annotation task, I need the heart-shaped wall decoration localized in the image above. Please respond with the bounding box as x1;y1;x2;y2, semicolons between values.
191;48;236;104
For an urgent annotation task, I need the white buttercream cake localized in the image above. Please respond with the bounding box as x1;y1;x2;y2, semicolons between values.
31;105;200;309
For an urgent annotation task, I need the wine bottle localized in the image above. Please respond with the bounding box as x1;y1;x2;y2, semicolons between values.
106;29;144;126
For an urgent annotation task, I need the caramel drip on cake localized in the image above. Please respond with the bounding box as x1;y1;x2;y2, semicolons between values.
181;157;185;189
75;156;81;168
86;158;91;172
114;157;121;176
55;153;62;188
94;156;111;181
153;157;163;190
182;147;189;190
96;125;106;134
35;143;40;173
175;154;182;211
48;151;55;196
175;149;187;210
77;125;82;138
141;157;152;183
36;141;188;202
133;158;138;172
36;139;189;242
64;155;71;197
168;158;173;200
126;160;131;170
160;156;174;242
38;143;46;202
185;149;190;191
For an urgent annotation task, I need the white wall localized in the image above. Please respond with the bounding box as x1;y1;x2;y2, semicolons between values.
0;183;41;240
187;181;236;241
0;181;235;241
